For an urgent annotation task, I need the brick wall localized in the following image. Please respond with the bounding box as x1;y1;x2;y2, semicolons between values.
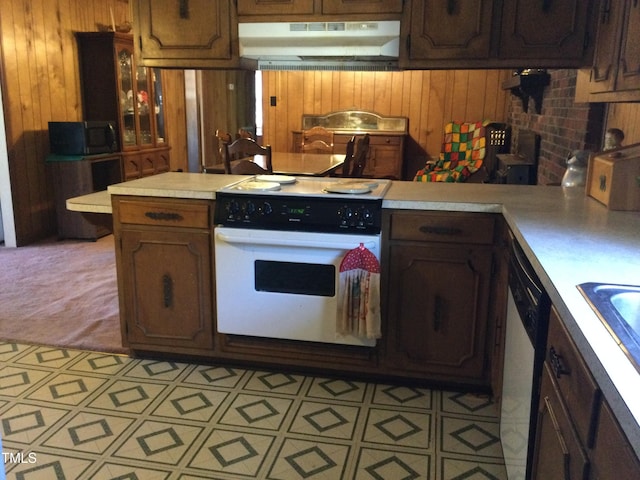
507;69;605;185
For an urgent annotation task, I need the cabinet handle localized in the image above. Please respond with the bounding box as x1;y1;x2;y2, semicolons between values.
433;295;444;332
179;0;189;19
549;346;570;378
601;0;611;24
145;211;184;222
541;0;553;13
543;396;571;480
162;274;173;308
419;225;463;236
599;174;607;192
446;0;456;15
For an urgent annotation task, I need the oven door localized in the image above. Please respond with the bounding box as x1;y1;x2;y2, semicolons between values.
214;226;380;346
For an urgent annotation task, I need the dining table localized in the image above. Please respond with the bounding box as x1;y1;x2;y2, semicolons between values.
205;152;345;177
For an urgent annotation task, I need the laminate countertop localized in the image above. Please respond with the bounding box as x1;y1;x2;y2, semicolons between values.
68;173;640;455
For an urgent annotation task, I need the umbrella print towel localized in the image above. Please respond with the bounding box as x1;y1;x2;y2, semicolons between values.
337;243;381;339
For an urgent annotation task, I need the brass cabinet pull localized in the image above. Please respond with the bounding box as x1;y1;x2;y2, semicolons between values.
433;295;444;331
162;274;173;308
419;225;463;236
145;211;184;222
179;0;189;19
549;346;570;378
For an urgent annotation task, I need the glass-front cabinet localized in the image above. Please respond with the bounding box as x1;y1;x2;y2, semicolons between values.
76;32;170;179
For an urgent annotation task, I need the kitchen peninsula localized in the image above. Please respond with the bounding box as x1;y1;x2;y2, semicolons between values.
68;172;640;466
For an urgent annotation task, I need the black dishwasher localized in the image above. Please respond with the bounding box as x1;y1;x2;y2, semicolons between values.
500;233;551;480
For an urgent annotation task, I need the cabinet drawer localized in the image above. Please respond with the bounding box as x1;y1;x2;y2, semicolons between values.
117;199;210;228
369;135;402;146
390;212;495;244
546;306;600;448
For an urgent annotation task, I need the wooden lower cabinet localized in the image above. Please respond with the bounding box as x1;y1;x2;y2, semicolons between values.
122;148;171;181
292;132;406;179
531;306;640;479
113;197;214;352
380;210;499;387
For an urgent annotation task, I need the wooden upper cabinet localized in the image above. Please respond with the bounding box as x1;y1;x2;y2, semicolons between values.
134;0;241;68
406;0;494;61
617;0;640;92
402;0;598;68
577;0;640;102
499;0;596;62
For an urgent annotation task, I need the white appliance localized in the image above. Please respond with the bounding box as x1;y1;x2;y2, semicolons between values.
238;20;400;71
214;176;391;347
500;236;550;480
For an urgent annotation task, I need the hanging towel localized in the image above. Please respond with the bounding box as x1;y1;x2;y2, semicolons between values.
337;244;381;339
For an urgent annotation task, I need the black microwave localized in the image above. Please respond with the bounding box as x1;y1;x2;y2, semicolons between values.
48;121;118;155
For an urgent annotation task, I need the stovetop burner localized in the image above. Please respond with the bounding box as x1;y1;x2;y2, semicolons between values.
219;176;391;199
215;176;391;234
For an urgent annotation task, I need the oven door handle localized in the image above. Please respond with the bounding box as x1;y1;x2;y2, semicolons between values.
216;231;377;251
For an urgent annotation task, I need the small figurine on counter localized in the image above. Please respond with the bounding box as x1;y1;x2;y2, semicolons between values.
603;128;624;151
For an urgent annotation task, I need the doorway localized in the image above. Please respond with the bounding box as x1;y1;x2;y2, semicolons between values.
0;79;16;247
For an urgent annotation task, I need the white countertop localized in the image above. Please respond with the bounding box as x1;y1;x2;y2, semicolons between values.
67;173;640;455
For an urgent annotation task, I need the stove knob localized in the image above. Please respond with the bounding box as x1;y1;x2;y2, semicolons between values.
226;200;240;218
362;208;373;224
259;202;273;216
339;206;353;226
244;201;256;217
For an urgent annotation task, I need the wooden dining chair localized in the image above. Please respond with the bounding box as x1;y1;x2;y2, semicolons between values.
340;136;356;177
301;126;334;153
349;134;370;178
224;138;273;174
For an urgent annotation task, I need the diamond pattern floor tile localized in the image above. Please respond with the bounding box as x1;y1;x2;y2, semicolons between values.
0;341;508;480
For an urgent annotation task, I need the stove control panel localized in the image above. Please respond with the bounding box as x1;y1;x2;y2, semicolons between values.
214;193;382;233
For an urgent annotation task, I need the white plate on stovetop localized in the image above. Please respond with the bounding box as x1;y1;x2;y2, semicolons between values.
324;183;372;194
255;174;297;184
237;180;282;191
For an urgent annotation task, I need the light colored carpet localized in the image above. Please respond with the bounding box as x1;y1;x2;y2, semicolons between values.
0;235;126;353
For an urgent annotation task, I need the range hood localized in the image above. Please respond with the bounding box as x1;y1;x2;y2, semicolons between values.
238;21;400;71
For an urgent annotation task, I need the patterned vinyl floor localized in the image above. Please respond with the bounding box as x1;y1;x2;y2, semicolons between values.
0;342;508;479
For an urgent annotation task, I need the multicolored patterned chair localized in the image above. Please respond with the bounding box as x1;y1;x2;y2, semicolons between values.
414;120;496;183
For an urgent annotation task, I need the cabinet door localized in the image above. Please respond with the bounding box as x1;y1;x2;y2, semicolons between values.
322;0;403;15
590;401;640;479
119;228;213;350
135;0;235;65
122;153;143;181
367;141;402;179
385;243;492;380
499;0;594;63
531;365;590;480
237;0;313;15
617;0;640;92
589;0;624;93
407;0;493;60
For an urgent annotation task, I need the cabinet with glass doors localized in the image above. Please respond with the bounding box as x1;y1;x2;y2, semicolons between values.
76;32;170;180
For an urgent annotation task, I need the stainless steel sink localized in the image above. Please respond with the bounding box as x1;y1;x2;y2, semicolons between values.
578;283;640;372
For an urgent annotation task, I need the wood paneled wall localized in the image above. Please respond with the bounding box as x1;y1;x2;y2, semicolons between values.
0;0;186;245
261;69;512;177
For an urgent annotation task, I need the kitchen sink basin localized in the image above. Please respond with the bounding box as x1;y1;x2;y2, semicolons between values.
578;283;640;373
